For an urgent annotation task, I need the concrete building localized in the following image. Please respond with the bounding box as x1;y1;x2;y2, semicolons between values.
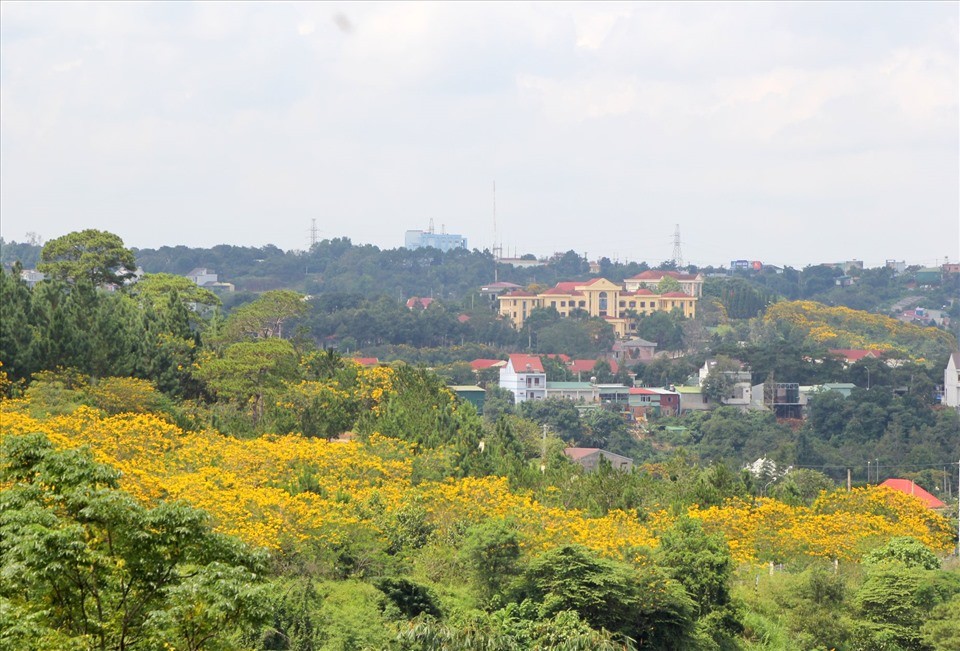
404;229;467;252
498;276;698;337
499;354;547;404
944;352;960;409
564;448;634;472
623;270;705;297
546;381;599;402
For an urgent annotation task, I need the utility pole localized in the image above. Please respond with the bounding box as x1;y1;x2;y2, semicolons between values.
540;424;549;473
847;468;851;492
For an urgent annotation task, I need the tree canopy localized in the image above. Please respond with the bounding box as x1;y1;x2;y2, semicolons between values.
38;229;137;286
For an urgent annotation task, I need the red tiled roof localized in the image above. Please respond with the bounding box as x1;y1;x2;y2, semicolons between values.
351;357;380;367
829;349;882;362
503;290;538;297
629;387;659;395
469;358;506;370
661;291;692;298
563;447;600;460
629;270;699;281
542;286;584;296
879;479;946;508
406;297;434;309
508;354;544;373
551;281;582;292
457;314;471;323
569;358;620;374
544;353;572;363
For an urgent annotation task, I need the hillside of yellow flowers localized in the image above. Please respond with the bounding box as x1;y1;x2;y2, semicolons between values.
764;300;957;360
2;401;952;565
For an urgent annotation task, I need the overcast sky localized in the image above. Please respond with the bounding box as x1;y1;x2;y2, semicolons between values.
1;1;957;268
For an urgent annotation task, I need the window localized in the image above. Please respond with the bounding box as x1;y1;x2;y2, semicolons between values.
619;301;626;308
639;301;645;308
629;301;635;307
579;301;586;308
534;377;541;386
599;292;608;311
550;301;556;307
560;301;566;307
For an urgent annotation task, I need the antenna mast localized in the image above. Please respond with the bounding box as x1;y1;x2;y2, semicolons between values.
310;218;319;248
493;180;501;282
671;224;684;269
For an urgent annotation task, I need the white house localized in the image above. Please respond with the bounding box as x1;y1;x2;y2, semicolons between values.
499;354;547;404
944;352;960;409
186;268;218;286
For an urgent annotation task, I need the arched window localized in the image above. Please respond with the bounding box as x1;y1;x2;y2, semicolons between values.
598;292;608;314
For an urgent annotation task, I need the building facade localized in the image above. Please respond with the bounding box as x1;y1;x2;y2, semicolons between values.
497;276;698;337
623;270;704;297
499;354;547;403
944;352;960;409
404;230;467;252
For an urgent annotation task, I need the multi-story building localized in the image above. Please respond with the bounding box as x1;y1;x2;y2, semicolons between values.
404;229;467;252
498;354;547;403
623;270;704;297
497;276;698;337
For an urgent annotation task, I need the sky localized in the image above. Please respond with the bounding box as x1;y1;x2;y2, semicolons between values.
1;1;957;269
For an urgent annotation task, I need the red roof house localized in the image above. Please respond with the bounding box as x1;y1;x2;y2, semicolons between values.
507;354;544;373
569;358;620;375
879;478;946;509
829;349;883;364
405;297;435;309
469;358;507;371
351;357;380;367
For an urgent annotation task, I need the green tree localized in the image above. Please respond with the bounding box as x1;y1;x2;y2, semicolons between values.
518;545;696;648
862;537;941;570
853;562;960;651
222;290;309;342
637;311;684;351
132;273;221;330
38;229;137;286
657;275;683;294
461;519;522;601
0;433;267;651
193;338;300;426
922;593;960;651
518;398;584;440
700;356;742;403
655;516;734;616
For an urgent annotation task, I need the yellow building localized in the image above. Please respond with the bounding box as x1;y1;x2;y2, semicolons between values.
497;277;697;337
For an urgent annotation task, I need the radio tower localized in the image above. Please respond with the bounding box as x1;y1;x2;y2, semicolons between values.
492;181;504;282
309;218;319;248
671;224;684;269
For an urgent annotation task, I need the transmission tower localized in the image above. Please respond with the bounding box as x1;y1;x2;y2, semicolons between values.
671;224;684;269
309;219;319;248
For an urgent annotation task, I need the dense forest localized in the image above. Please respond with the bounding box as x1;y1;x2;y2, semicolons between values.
1;230;959;650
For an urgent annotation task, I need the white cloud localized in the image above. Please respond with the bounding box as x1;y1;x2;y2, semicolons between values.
0;1;956;266
52;58;83;73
